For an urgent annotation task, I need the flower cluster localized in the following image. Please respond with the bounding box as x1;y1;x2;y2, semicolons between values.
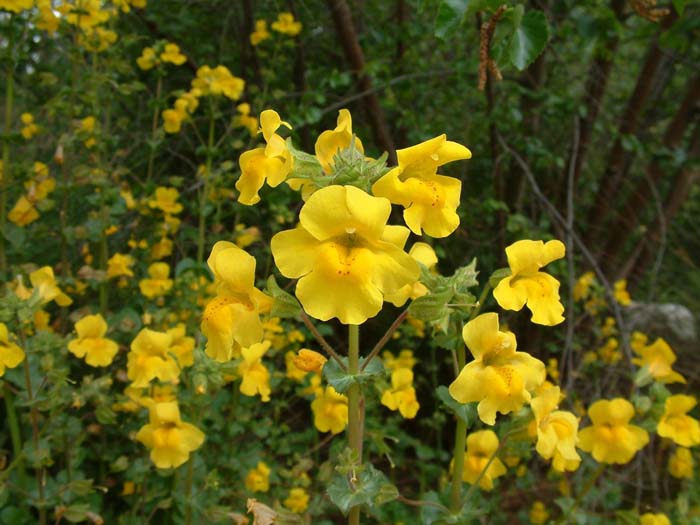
249;12;302;46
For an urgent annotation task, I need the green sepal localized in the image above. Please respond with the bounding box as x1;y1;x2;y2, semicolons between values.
436;386;478;427
266;275;302;319
323;356;385;394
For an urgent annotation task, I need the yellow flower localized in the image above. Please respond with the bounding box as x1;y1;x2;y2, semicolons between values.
372;134;471;237
201;242;271;362
127;328;180;388
68;314;119;367
149;187;183;214
530;385;581;472
8;196;39;226
449;313;545;425
283;487;309;513
79;27;118;52
271;185;420;325
384;241;437;306
20;112;39;139
234;103;259;136
162;108;185;134
597;337;621;365
271;12;302;36
191;65;245;100
33;310;50;331
79;115;96;134
107;253;135;278
30;266;72;306
139;263;173;298
381;368;420;419
250;20;271;46
632;337;685;384
315;109;363;174
657;395;700;447
137;46;159;70
294;349;327;374
493;239;566;326
311;386;348;434
578;398;649;464
244;461;271;492
285;351;307;381
460;430;507;490
668;447;694;479
236;109;293;205
113;0;146;12
36;0;60;33
529;501;549;524
135;401;204;469
382;349;416;371
614;279;632;305
160;42;186;65
166;324;195;368
59;0;110;29
238;341;272;402
0;323;25;377
151;237;173;260
0;0;34;13
640;513;670;525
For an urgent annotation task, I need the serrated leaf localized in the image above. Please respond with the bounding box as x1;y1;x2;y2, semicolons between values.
266;275;302;319
409;289;452;322
509;10;549;71
451;259;479;292
436;386;478;427
323;356;385;394
327;463;391;514
435;0;469;40
286;138;323;178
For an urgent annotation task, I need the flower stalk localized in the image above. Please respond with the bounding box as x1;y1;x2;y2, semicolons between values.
347;324;362;525
197;103;216;265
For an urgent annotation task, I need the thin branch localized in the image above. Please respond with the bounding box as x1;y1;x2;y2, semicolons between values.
299;311;346;369
360;308;409;371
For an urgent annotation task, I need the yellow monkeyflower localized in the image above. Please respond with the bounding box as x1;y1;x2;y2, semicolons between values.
0;0;34;13
113;0;146;12
285;351;307;381
449;313;545;425
245;461;271;492
234;103;259;136
139;263;173;298
238;341;272;402
107;253;135;278
271;12;302;36
381;368;420;419
657;395;700;447
530;385;581;472
166;324;195;368
578;398;649;464
283;488;310;513
160;42;186;65
529;501;549;524
384;242;438;306
250;20;271;46
271;185;420;325
127;328;180;388
640;513;670;525
668;447;694;479
78;27;118;53
236;110;293;205
314;109;364;174
8;196;39;226
614;279;632;305
632;337;686;384
201;242;271;362
191;65;245;100
382;349;417;371
598;337;621;365
162;108;185;134
68;314;119;367
493;239;566;326
149;187;183;214
30;266;72;306
20;113;39;139
137;46;158;70
311;386;348;434
294;349;327;374
573;271;595;301
59;0;110;30
150;237;173;260
0;323;25;377
372;134;471;238
135;401;204;469
460;430;506;490
36;0;60;33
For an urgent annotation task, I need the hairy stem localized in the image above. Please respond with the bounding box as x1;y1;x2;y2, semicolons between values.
347;324;362;525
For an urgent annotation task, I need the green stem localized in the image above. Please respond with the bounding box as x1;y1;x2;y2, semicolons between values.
145;75;162;186
0;16;16;276
22;350;46;525
184;455;194;525
449;341;467;514
469;283;492;322
196;104;216;265
347;324;362;525
360;308;408;372
3;383;27;487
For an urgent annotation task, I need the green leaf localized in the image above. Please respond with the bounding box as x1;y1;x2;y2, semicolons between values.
435;0;469;40
672;0;687;15
3;223;26;249
509;10;549;71
286;138;323;178
451;258;479;292
323;356;385;394
436;386;478;427
489;267;511;289
327;463;393;514
409;289;452;323
266;275;302;319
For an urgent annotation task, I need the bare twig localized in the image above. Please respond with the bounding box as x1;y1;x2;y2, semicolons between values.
359;308;409;371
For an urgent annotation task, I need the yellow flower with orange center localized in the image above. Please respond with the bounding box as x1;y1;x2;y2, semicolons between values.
530;385;581;472
127;328;180;388
657;395;700;447
139;263;173;298
68;314;119;367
